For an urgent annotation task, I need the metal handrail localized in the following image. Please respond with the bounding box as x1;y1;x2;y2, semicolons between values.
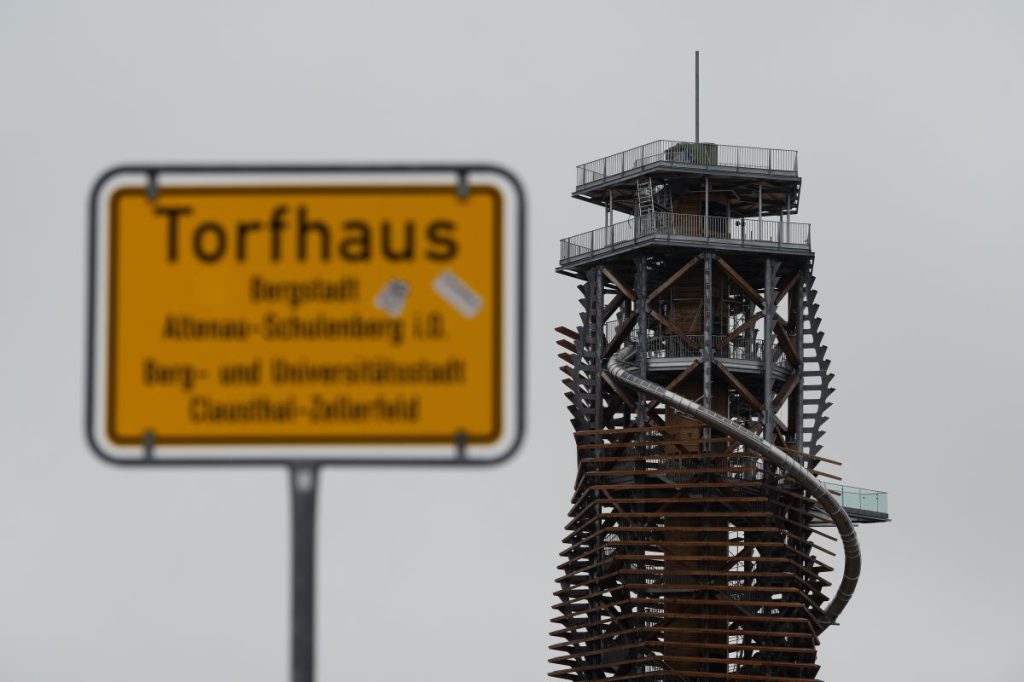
602;323;788;366
560;212;811;262
576;140;798;188
647;334;787;366
825;483;889;516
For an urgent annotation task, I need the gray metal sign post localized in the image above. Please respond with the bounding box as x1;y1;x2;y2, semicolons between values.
291;465;317;682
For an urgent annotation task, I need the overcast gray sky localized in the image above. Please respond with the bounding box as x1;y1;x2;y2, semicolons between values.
2;1;1023;680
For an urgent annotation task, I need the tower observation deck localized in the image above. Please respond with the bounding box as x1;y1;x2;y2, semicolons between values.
553;138;889;681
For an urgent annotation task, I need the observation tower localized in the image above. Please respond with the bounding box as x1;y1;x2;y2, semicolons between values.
552;134;889;680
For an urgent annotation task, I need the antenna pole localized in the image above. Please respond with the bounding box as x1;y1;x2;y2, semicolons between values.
695;50;700;143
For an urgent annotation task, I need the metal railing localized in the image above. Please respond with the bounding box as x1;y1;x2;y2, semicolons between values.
560;212;811;262
603;323;788;367
576;140;798;188
647;334;787;366
825;483;889;516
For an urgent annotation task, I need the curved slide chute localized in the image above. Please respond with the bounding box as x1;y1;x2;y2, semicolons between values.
607;345;860;631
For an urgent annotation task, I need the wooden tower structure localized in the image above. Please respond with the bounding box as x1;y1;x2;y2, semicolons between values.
552;140;888;681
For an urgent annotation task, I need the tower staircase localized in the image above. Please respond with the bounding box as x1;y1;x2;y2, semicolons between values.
800;268;835;459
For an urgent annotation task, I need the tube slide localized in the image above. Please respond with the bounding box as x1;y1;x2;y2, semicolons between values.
607;345;860;631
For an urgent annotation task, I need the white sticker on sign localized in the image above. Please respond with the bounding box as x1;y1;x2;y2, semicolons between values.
373;278;411;318
432;269;483;319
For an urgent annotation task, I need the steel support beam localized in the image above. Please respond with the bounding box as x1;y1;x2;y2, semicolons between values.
704;176;710;238
796;266;807;452
763;258;778;442
594;268;604;430
634;257;648;425
703;251;714;430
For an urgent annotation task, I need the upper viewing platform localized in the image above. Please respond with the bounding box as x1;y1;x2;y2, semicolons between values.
573;140;802;216
577;140;798;189
562;139;809;270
